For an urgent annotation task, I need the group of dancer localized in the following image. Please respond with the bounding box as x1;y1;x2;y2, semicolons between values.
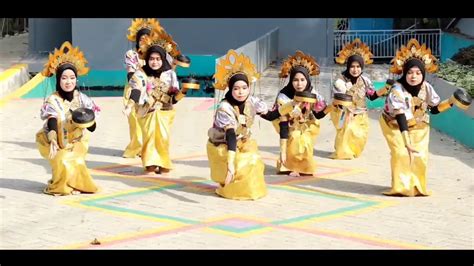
35;18;472;200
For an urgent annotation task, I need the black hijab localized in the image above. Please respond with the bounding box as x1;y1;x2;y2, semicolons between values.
342;55;364;84
55;63;77;102
397;58;426;97
224;73;249;114
135;28;151;51
279;66;312;99
142;45;172;78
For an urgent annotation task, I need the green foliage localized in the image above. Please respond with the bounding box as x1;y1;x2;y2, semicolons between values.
437;62;474;97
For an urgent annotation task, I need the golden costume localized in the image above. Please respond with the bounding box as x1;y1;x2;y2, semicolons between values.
126;27;187;174
332;38;383;159
381;39;471;196
207;50;292;200
122;18;165;158
271;51;327;174
36;41;100;196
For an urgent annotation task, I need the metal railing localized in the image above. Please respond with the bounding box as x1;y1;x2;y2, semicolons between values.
334;29;442;60
1;18;28;38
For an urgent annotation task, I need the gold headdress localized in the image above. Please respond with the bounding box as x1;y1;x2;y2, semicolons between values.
138;28;181;59
41;41;89;77
390;38;438;74
279;50;320;78
127;18;164;42
213;50;260;90
335;38;373;65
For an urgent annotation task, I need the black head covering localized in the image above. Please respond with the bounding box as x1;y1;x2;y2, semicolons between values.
55;63;77;102
142;45;172;78
279;66;312;99
135;28;151;51
342;55;364;84
398;58;426;97
224;73;249;114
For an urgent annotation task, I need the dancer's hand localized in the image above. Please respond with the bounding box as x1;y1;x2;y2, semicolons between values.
123;106;132;117
49;140;59;159
280;151;287;165
405;144;419;165
225;166;235;186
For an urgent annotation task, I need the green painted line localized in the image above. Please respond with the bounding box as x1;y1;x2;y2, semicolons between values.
82;185;182;204
273;201;377;225
86;202;199;224
75;170;381;232
208;103;219;110
269;185;367;203
209;225;265;233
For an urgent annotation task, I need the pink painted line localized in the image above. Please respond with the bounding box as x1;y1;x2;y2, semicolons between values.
83;223;212;249
80;216;412;249
81;218;245;249
193;98;215;111
269;169;348;185
276;225;413;249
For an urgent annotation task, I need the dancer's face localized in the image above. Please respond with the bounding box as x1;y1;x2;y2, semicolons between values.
148;52;163;70
231;80;250;102
292;72;308;92
59;69;76;92
349;61;362;77
406;66;423;86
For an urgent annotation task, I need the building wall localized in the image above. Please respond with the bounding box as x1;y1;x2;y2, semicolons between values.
348;18;393;31
28;18;71;54
29;18;334;70
456;18;474;38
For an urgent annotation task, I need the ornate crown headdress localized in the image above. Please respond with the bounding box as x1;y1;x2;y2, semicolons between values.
335;38;373;65
390;38;438;74
213;50;260;90
280;50;320;78
127;18;164;42
138;28;181;59
41;41;89;77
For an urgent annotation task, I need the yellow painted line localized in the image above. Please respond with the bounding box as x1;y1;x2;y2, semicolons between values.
201;214;274;238
89;153;206;171
58;223;186;249
57;153;412;247
63;199;186;226
0;64;27;81
286;225;433;249
0;72;45;108
202;227;274;238
289;200;397;227
60;184;174;205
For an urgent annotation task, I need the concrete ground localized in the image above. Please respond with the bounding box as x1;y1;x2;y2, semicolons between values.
1;64;472;249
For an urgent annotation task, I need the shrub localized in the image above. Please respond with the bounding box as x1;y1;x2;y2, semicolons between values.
451;45;474;66
437;62;474;97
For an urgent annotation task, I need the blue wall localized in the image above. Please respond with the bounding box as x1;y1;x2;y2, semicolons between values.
431;108;474;149
349;19;393;31
440;32;474;62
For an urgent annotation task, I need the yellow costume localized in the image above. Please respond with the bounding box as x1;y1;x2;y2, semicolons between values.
122;83;143;158
126;27;185;173
272;51;325;174
122;19;164;158
207;98;269;200
36;41;99;196
332;38;377;159
207;50;269;200
380;39;470;196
